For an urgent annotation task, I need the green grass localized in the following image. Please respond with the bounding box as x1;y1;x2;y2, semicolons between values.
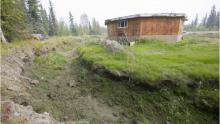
1;39;34;55
73;60;218;124
79;37;219;86
34;52;67;70
78;35;219;123
1;36;82;56
24;36;82;80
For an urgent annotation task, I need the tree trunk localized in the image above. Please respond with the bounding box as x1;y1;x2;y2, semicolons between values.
0;27;8;44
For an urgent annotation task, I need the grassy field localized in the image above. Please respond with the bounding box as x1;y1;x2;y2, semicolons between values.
79;35;219;87
78;34;219;123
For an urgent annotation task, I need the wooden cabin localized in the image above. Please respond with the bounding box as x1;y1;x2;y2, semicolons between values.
105;13;187;42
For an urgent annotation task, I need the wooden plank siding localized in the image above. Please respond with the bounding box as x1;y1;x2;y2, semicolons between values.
107;18;141;37
106;17;184;39
140;17;181;35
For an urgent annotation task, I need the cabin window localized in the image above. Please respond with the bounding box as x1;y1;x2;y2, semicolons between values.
118;20;128;28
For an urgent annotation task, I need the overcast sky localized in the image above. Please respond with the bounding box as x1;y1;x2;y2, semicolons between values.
41;0;220;26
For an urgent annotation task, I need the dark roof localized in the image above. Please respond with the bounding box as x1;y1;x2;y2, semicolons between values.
105;13;187;25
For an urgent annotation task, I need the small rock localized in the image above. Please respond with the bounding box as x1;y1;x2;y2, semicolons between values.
131;119;139;124
121;112;128;118
55;84;60;88
68;80;76;87
7;85;20;92
112;112;118;117
1;101;14;120
103;40;124;52
165;120;171;124
22;55;30;63
41;46;49;54
12;96;29;106
2;100;59;123
107;100;114;107
47;93;57;100
31;80;39;85
63;116;68;121
63;41;67;44
110;70;129;78
115;101;120;105
187;81;199;88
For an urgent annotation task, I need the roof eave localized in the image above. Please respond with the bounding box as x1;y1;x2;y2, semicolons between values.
105;13;187;25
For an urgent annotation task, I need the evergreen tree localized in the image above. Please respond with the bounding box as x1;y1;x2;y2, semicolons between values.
194;14;198;26
74;24;82;35
91;18;101;35
88;22;92;35
1;0;30;42
183;5;219;31
69;12;76;35
27;0;40;22
202;14;207;25
48;0;58;36
207;5;217;29
190;20;194;27
80;14;89;34
22;0;28;14
100;26;107;34
58;19;69;36
216;12;220;28
40;4;49;34
27;0;43;33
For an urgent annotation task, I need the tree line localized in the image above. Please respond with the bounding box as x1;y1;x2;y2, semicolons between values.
185;5;219;31
1;0;106;42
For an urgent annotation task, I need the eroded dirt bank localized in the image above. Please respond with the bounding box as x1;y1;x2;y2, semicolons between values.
1;42;60;123
1;37;136;124
23;47;127;123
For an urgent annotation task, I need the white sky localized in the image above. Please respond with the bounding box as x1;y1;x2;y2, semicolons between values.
41;0;220;26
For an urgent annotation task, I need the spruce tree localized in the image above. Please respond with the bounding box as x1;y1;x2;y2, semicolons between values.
216;12;220;28
27;0;43;33
207;5;217;29
1;0;29;41
22;0;28;14
80;14;89;34
48;0;58;36
91;18;101;35
89;22;92;35
202;14;207;26
40;4;49;34
58;19;69;36
194;14;198;26
69;12;76;35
